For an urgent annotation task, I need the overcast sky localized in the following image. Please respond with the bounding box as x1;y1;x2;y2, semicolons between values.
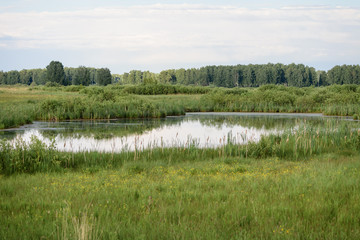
0;0;359;73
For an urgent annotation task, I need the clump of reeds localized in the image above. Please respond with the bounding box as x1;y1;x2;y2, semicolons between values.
57;203;100;240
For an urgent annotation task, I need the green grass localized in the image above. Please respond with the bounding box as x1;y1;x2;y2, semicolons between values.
1;84;360;129
1;154;360;239
1;85;360;239
0;86;197;129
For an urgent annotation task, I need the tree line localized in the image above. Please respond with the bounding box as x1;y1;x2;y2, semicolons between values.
119;64;360;87
1;61;360;87
0;61;112;86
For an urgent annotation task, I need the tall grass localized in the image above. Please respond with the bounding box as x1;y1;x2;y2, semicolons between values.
1;84;360;129
198;85;360;115
0;87;191;129
1;153;360;239
57;203;101;240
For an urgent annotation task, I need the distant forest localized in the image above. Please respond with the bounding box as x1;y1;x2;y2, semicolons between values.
1;62;360;87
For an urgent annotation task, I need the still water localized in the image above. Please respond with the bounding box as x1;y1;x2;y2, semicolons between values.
0;112;333;152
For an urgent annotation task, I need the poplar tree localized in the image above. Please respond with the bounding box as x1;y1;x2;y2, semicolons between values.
46;61;65;85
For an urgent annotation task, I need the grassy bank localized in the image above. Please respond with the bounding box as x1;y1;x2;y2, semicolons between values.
1;84;360;129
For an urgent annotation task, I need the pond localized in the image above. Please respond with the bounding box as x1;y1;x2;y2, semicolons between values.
0;112;343;152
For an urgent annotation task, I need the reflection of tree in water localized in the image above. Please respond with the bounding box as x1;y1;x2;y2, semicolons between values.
40;117;185;139
191;115;327;130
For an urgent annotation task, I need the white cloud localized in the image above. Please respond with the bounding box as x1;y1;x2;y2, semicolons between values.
0;4;359;71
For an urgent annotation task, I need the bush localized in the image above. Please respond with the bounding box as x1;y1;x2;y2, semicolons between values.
45;82;62;88
64;85;85;92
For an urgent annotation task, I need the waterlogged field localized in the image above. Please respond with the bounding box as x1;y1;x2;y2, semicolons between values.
1;85;360;239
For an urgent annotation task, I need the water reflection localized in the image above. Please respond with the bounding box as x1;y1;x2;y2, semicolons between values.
0;112;333;152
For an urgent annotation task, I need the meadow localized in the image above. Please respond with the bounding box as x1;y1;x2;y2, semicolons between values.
1;84;360;239
1;154;359;239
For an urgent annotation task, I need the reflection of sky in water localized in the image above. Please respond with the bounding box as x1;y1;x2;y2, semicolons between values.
15;120;277;152
1;112;335;153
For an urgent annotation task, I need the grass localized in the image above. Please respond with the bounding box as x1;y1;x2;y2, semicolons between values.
0;119;359;239
0;86;197;129
1;84;360;239
1;84;360;129
1;154;359;239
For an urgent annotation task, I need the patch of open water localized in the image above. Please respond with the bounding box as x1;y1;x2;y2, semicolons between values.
0;112;348;152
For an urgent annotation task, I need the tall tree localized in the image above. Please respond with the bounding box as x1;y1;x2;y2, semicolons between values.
223;66;236;88
128;70;137;84
327;65;342;85
243;66;256;87
46;61;65;85
31;69;47;85
122;72;129;84
135;70;143;84
317;71;327;86
64;68;75;86
213;66;225;87
159;70;172;84
95;68;112;86
19;69;33;85
274;64;286;85
7;70;20;85
0;71;7;85
197;67;208;86
175;68;186;85
142;71;157;84
74;66;90;86
353;66;360;84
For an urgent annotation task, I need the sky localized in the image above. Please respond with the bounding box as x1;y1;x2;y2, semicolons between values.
0;0;360;73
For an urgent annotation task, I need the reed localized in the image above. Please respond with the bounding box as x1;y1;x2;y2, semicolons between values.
1;84;360;129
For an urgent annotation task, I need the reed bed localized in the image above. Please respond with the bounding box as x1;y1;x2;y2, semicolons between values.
1;84;360;129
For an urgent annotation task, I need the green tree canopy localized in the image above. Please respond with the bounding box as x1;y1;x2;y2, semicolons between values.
0;71;6;85
95;68;112;86
73;66;91;86
46;61;65;85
